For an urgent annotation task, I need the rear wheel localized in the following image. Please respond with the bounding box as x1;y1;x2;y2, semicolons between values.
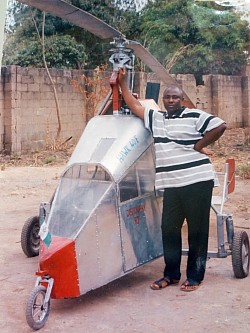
21;216;40;257
26;286;50;330
232;230;249;278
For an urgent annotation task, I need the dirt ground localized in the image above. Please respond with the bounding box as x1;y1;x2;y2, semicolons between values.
0;128;249;333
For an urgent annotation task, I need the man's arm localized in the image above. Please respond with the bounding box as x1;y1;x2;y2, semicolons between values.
194;123;227;153
117;68;145;120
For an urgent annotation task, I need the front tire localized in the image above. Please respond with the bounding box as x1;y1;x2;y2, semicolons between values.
232;230;249;278
21;216;40;257
26;286;50;330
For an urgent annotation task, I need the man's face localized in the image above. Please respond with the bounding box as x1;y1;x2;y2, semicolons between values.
163;87;183;114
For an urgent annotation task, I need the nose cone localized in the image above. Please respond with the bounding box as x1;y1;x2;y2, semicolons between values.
39;237;80;299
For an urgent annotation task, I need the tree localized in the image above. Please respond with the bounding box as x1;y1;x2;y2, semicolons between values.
139;0;250;81
4;32;87;68
3;2;87;68
60;0;141;68
5;0;249;80
3;0;140;69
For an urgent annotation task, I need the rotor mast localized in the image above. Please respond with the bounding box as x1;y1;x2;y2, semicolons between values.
109;38;135;114
16;0;196;109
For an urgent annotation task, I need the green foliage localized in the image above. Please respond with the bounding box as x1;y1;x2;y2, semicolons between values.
139;0;250;79
3;0;140;69
4;1;87;68
3;0;250;76
43;155;57;164
4;34;86;68
65;0;140;67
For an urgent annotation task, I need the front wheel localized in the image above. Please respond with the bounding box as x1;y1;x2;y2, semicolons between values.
232;230;249;278
26;286;50;330
21;216;40;257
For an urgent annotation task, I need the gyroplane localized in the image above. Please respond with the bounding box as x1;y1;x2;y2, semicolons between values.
17;0;249;330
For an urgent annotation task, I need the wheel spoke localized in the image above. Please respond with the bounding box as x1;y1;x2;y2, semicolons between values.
26;286;50;329
33;307;42;320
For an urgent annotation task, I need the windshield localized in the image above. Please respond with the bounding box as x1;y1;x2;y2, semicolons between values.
47;164;112;238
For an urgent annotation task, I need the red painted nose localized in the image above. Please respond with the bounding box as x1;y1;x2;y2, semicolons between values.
39;236;80;299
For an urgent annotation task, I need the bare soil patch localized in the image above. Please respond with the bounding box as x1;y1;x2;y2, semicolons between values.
0;127;249;333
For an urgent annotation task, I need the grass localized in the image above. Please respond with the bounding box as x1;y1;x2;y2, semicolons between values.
236;164;250;179
43;155;57;164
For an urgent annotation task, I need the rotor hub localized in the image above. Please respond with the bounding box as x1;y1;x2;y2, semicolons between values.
109;38;134;71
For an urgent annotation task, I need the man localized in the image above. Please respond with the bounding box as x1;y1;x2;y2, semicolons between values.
117;67;227;292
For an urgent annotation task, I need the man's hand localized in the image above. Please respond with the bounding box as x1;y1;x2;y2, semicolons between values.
194;124;227;154
117;67;126;85
199;147;214;156
116;67;145;120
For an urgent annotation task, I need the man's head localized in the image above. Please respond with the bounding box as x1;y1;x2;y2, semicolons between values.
162;86;184;115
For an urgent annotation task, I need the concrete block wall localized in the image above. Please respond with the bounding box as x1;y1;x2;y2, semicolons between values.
0;65;86;154
241;76;250;128
140;72;250;129
196;75;212;114
0;66;12;152
211;75;243;128
1;65;250;155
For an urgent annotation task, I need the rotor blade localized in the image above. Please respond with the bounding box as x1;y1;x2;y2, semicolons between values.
127;40;195;108
17;0;124;40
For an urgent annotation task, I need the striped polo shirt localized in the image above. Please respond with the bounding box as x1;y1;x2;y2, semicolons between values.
144;107;225;189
